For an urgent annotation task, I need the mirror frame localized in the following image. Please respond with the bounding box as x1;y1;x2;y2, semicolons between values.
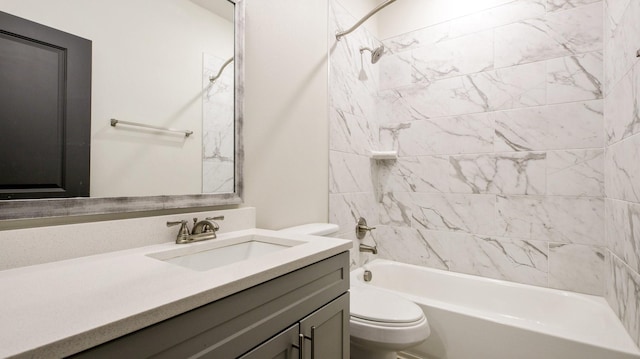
0;0;244;221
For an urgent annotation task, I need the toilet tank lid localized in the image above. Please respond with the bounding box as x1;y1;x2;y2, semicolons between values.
279;223;339;236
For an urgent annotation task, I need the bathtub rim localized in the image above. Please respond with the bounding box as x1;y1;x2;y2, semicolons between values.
351;259;640;356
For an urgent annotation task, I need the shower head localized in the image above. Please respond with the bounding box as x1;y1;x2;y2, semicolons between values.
360;46;385;64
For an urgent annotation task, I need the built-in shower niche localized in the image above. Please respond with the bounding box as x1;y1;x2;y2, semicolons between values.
369;150;398;203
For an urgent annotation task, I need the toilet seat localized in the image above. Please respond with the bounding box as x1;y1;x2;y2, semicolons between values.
350;315;426;328
350;285;424;324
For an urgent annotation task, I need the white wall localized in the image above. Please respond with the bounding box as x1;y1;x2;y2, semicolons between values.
243;0;329;229
0;0;233;197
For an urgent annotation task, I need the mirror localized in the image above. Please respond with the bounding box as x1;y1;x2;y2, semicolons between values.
0;0;244;220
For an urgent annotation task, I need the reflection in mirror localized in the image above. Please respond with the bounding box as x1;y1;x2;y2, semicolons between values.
203;55;234;193
197;0;235;194
0;0;244;220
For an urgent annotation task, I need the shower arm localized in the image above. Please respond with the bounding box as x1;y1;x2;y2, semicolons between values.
335;0;397;41
209;56;234;83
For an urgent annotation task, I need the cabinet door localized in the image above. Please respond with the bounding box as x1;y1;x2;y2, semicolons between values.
239;324;300;359
300;293;350;359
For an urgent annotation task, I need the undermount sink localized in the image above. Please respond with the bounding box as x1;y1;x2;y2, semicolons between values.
147;234;304;271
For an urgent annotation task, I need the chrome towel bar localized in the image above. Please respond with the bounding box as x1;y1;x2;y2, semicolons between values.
110;118;193;137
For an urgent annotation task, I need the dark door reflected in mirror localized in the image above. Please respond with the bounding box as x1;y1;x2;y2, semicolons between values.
0;10;91;200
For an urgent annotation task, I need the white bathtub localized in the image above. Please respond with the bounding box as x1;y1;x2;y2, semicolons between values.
351;259;640;359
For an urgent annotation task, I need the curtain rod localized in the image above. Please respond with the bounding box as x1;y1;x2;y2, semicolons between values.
335;0;397;41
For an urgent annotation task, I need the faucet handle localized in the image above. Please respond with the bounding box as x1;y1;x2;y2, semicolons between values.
167;220;187;227
355;217;376;239
204;216;224;232
167;220;191;243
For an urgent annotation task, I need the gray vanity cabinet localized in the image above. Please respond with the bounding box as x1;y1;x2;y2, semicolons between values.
240;293;349;359
71;252;349;359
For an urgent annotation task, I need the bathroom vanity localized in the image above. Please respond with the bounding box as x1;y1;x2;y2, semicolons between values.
74;253;349;358
0;228;351;358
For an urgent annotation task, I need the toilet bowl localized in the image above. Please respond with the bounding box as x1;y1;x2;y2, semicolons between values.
279;223;430;359
350;285;430;359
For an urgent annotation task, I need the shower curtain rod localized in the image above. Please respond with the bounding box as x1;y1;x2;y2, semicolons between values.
209;56;234;83
335;0;397;41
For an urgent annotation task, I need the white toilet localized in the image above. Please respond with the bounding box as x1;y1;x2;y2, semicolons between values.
280;223;431;359
349;284;430;359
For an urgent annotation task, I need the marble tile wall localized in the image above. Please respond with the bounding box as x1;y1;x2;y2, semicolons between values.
328;0;639;347
328;1;382;268
604;0;640;348
373;0;606;295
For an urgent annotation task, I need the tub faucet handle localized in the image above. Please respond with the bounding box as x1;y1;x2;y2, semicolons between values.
356;217;376;239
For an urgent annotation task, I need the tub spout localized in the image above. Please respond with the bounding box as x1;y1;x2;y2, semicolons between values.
359;243;378;254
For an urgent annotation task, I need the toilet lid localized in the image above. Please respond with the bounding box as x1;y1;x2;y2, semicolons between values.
350;286;424;324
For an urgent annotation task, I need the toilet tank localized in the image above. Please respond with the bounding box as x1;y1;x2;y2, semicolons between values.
279;223;339;237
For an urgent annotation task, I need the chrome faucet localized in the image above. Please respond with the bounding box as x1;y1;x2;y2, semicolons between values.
167;216;224;244
355;217;378;254
359;243;378;254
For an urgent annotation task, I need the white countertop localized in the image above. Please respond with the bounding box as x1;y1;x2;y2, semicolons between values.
0;229;351;358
